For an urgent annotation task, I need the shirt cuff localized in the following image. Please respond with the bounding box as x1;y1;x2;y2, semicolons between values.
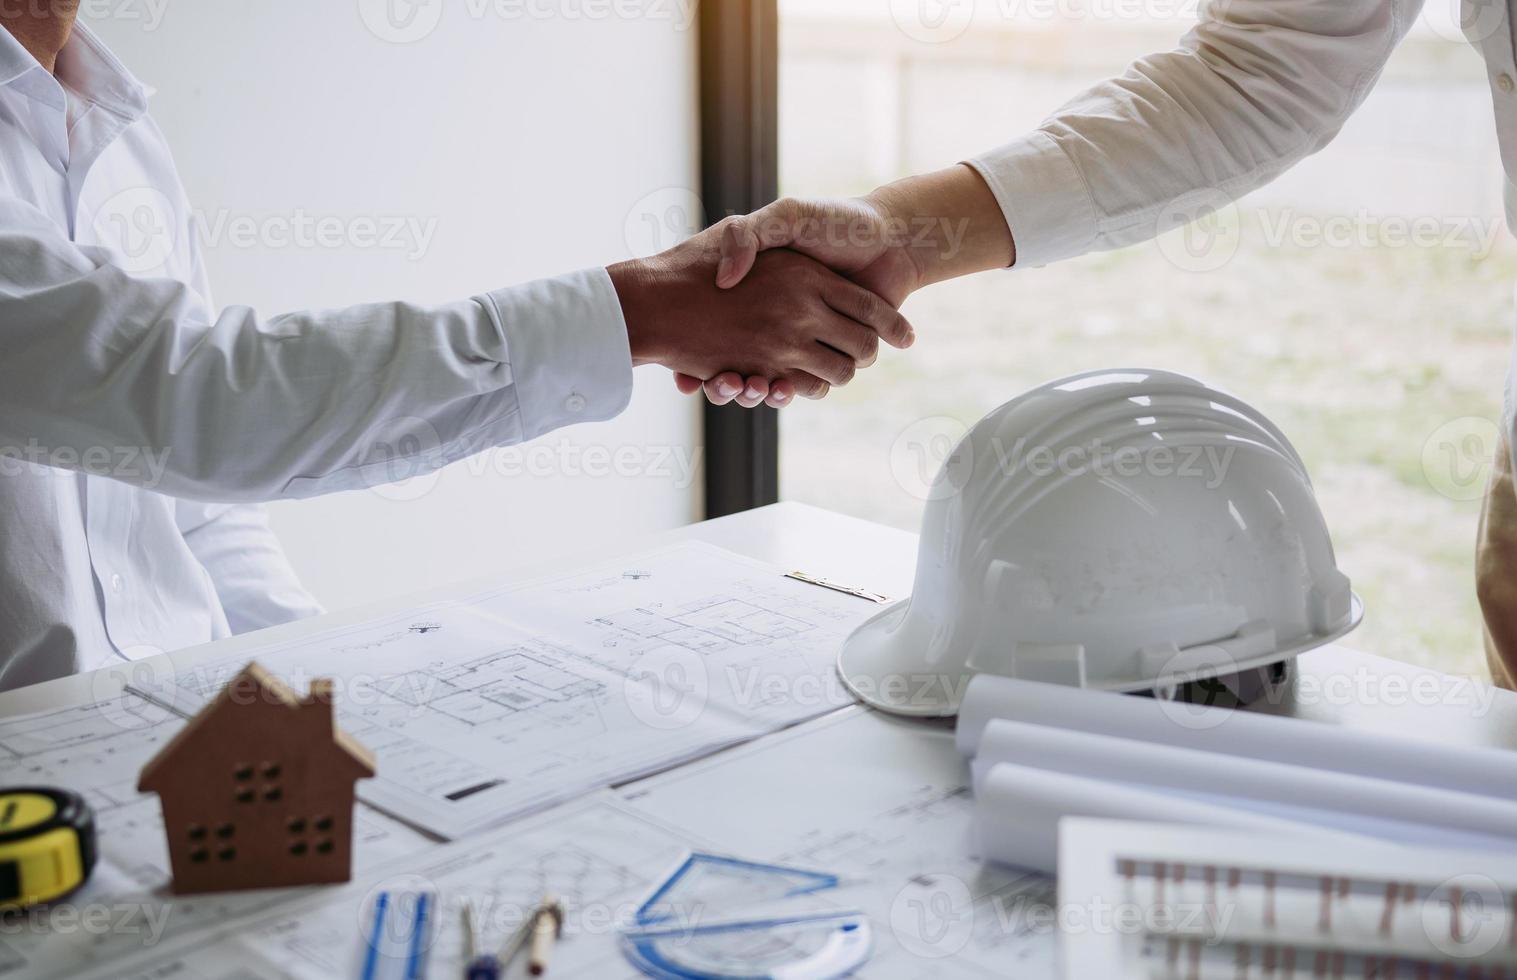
483;266;634;441
966;131;1098;269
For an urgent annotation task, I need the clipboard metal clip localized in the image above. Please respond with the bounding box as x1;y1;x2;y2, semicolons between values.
784;571;891;604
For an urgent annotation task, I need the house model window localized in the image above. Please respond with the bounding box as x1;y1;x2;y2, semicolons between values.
138;663;376;894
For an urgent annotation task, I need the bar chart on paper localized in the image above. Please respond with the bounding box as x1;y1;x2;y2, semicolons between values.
1059;820;1517;980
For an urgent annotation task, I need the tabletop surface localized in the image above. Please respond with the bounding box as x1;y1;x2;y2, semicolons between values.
4;502;1515;980
3;500;1514;751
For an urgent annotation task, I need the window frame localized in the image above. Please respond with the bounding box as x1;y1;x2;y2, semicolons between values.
698;0;780;517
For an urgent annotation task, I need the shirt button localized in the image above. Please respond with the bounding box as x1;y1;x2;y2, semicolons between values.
1499;73;1515;93
564;393;587;413
110;573;124;594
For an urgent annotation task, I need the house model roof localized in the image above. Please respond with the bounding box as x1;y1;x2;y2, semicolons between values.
138;662;375;791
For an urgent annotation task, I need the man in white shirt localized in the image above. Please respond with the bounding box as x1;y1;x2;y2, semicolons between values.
689;0;1517;692
0;4;914;689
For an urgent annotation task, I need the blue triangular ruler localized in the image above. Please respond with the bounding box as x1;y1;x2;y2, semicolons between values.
634;852;841;927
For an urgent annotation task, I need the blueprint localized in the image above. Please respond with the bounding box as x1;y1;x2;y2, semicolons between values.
0;693;431;980
78;793;708;980
619;707;1061;979
130;543;877;839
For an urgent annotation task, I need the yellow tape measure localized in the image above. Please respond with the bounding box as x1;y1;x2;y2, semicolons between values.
0;788;97;910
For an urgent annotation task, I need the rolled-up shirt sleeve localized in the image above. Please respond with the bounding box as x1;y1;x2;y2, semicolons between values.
0;195;632;502
967;0;1419;268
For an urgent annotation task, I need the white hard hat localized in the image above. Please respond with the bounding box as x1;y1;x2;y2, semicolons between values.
838;369;1361;717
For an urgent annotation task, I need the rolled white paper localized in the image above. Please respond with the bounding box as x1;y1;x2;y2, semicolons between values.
956;676;1517;801
973;719;1517;852
975;763;1346;874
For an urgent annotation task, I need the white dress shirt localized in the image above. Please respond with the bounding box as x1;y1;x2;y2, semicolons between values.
968;0;1517;411
0;24;633;689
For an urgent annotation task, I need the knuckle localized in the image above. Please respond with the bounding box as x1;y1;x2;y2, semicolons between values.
715;215;745;244
855;290;886;325
775;197;810;224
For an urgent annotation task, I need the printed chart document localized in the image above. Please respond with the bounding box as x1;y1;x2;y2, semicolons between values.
78;793;707;980
1058;819;1517;979
0;694;429;980
619;707;1061;979
131;543;877;839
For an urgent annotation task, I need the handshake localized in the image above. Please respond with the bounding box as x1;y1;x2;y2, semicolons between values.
607;167;1013;409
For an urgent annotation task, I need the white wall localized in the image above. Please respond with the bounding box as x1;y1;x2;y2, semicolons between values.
88;2;702;612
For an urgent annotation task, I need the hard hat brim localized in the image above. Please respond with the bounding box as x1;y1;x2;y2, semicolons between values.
835;592;1364;718
834;600;964;718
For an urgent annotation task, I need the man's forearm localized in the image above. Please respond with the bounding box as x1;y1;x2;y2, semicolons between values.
865;164;1016;287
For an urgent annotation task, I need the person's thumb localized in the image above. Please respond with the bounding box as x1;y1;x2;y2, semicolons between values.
715;216;761;289
715;200;804;289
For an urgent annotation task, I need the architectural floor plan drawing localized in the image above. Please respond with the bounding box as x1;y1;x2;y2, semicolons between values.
79;794;708;980
130;543;879;839
604;596;814;648
417;644;607;725
0;694;429;980
480;543;875;729
619;708;1061;979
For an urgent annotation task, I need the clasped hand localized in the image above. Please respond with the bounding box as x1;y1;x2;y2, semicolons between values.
607;196;921;409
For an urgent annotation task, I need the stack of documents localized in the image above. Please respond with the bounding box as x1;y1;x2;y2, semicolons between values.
956;676;1517;873
1058;819;1517;978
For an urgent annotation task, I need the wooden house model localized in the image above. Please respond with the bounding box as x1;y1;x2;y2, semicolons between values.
138;662;376;894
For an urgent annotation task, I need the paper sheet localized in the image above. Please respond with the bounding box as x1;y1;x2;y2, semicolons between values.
975;763;1355;874
0;694;430;980
956;675;1517;800
131;542;873;838
620;707;1062;978
73;793;706;979
972;719;1517;852
1057;819;1517;979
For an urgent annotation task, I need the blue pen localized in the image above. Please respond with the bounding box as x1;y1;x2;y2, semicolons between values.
407;891;432;980
361;889;436;980
462;899;536;980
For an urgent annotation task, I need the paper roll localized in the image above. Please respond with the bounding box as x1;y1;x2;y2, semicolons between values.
956;676;1517;801
975;763;1344;874
973;719;1517;852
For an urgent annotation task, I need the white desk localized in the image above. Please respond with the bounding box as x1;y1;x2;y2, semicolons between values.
2;502;1514;979
5;501;1513;749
